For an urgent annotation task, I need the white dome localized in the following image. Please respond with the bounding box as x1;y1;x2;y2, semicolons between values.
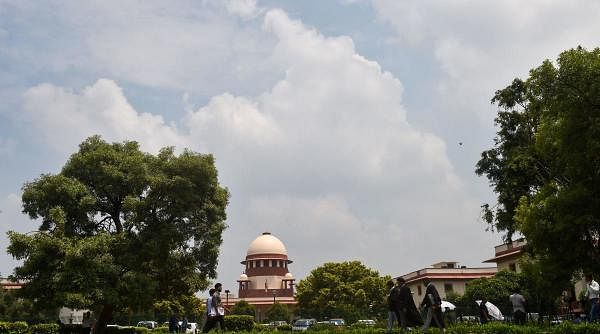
285;273;293;279
247;232;288;256
239;273;248;280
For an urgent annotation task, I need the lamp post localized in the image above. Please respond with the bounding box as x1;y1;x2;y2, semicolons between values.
225;289;230;314
272;290;277;305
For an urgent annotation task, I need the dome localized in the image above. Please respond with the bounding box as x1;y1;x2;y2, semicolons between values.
239;273;248;280
285;273;293;279
247;232;288;256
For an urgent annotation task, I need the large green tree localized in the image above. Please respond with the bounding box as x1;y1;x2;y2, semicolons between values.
295;261;389;323
476;47;600;277
265;302;290;322
7;136;229;333
230;300;256;317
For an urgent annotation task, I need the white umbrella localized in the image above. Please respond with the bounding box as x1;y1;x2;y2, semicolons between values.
475;300;504;321
441;301;456;312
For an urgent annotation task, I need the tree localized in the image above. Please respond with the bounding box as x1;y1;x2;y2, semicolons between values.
295;261;389;323
265;302;290;322
462;271;522;316
7;136;229;333
230;300;256;317
476;47;600;278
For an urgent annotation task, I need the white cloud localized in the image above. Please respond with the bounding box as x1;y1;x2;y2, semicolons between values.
16;6;499;284
371;0;600;123
0;137;16;158
224;0;260;19
22;79;185;154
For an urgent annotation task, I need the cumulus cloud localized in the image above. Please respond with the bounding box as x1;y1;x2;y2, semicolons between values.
22;79;185;154
371;0;600;122
15;6;499;283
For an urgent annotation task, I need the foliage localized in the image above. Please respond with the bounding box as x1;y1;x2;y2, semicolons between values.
462;270;522;315
265;303;289;322
28;324;59;334
230;300;256;317
6;136;229;333
276;324;292;331
224;315;255;332
0;322;27;334
476;46;600;283
153;295;205;322
295;261;390;324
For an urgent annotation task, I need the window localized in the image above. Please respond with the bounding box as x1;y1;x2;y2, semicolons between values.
417;286;422;296
260;260;264;267
444;283;453;293
509;263;517;272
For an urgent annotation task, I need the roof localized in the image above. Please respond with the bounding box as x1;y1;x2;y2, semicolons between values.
247;232;288;257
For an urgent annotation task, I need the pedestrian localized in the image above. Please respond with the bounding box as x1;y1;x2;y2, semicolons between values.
510;288;527;325
397;278;423;329
386;280;399;334
213;283;226;331
82;312;93;334
420;279;444;333
181;317;188;334
169;315;179;334
202;288;216;333
585;273;600;322
203;283;225;332
478;300;490;324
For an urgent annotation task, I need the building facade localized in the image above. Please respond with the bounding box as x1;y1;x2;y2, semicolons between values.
226;232;297;322
483;238;526;272
396;261;497;304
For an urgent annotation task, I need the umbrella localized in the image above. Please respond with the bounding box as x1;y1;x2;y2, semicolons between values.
441;301;456;312
475;300;504;321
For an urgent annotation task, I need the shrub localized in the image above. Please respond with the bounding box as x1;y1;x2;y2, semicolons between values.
28;324;60;334
151;327;169;334
224;315;254;332
276;324;292;331
0;322;28;334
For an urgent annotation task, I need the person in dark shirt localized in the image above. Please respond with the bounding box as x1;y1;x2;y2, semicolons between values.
420;279;444;333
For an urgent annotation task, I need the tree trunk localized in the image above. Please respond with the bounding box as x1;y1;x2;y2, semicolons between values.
94;304;114;334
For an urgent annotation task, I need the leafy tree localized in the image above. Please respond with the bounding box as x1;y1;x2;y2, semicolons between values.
230;300;256;317
462;271;522;316
0;287;54;322
295;261;389;323
265;302;290;322
476;47;600;278
7;136;229;333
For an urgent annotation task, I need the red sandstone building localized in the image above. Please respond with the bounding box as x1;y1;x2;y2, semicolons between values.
228;232;297;322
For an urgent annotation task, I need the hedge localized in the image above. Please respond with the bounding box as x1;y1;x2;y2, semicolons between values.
0;322;28;334
28;324;60;334
224;315;254;332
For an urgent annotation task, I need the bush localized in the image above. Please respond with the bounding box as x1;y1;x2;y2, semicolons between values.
0;322;28;334
28;324;60;334
276;324;292;331
224;315;254;332
151;327;169;334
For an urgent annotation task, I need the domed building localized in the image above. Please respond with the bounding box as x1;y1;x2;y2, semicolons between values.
235;232;297;321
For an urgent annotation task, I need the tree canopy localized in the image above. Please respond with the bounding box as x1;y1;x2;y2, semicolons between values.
476;47;600;277
265;302;290;322
7;136;229;332
230;300;256;317
295;261;389;323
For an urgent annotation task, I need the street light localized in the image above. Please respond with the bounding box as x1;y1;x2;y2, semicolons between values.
272;290;277;305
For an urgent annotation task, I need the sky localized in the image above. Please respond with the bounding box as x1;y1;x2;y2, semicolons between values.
1;0;600;293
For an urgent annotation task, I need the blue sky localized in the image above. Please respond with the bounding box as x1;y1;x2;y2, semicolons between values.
1;0;599;291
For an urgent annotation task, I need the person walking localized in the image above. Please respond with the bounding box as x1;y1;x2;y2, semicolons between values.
585;274;600;322
202;289;216;333
181;317;188;334
510;288;527;325
169;315;179;334
386;280;399;334
203;283;225;332
420;279;444;333
478;300;490;324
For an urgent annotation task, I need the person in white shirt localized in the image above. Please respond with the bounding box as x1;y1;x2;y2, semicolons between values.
585;274;600;322
202;288;216;333
509;288;526;325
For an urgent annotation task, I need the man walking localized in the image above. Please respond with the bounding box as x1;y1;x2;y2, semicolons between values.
202;288;216;333
386;280;398;334
212;283;226;331
509;288;527;325
585;274;600;322
420;279;444;333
